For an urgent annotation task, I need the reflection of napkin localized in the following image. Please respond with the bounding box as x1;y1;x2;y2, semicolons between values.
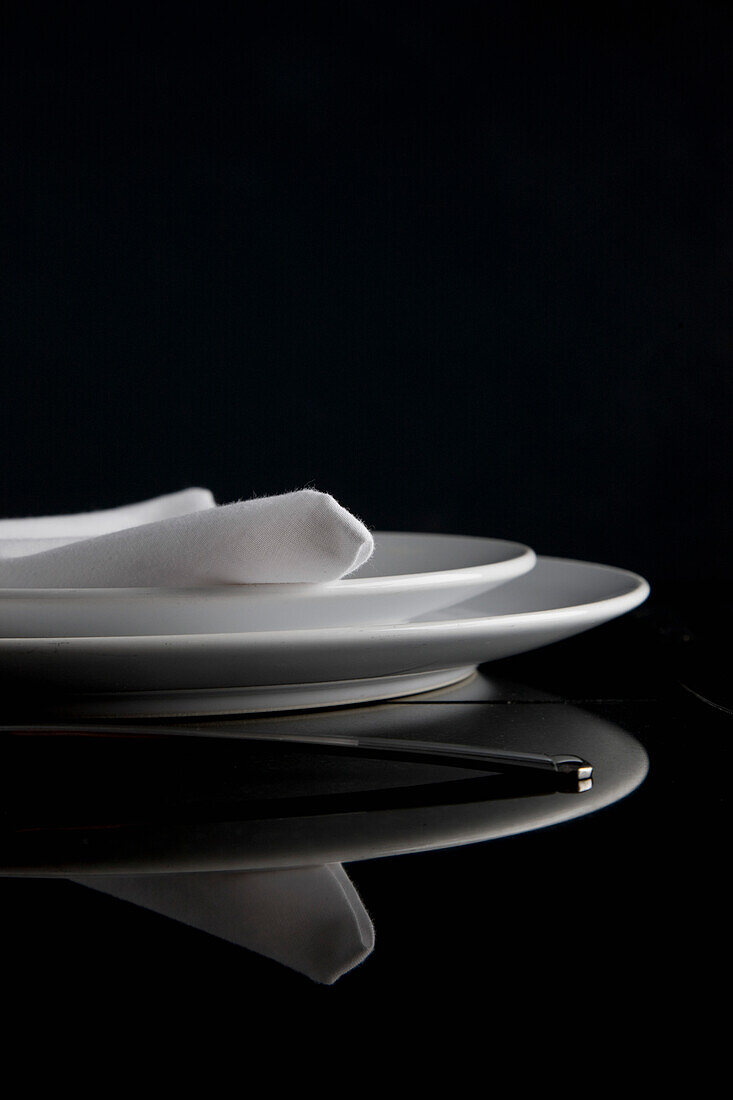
71;865;375;984
0;488;373;587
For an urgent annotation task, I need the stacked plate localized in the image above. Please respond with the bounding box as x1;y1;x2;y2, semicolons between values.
0;533;649;717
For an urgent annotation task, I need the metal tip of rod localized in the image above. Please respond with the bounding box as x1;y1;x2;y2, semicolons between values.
550;755;594;781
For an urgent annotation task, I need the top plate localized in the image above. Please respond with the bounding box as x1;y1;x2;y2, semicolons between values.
0;532;535;637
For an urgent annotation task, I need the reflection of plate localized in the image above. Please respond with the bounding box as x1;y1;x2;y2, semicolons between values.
0;556;649;717
0;690;649;874
0;533;534;637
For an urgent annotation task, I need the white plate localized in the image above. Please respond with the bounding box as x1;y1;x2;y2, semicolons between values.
0;556;649;716
0;532;535;637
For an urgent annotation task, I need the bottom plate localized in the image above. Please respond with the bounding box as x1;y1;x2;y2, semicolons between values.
0;556;649;717
37;667;477;718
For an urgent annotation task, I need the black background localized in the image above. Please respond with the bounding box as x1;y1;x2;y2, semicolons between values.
1;1;731;582
0;0;727;1062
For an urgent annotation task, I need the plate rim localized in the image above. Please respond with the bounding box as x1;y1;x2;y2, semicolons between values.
0;556;650;646
0;532;535;599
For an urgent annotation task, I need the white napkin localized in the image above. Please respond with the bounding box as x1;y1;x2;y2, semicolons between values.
71;864;375;984
0;488;374;587
0;487;215;540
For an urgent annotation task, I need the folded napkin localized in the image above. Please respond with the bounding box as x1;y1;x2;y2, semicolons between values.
71;864;375;984
0;488;373;587
0;487;215;539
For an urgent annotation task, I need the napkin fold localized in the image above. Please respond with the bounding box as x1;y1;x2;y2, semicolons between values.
71;865;375;984
0;487;215;539
0;488;373;587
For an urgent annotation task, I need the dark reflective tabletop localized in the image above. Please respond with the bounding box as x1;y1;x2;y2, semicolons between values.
0;685;648;874
1;601;726;1028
